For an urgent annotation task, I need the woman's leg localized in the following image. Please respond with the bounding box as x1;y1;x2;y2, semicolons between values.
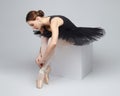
40;37;55;71
37;38;55;87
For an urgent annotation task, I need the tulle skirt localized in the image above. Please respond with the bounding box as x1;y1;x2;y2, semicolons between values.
58;27;105;45
33;27;105;46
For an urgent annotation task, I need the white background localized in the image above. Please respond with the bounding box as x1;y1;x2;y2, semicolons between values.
0;0;120;96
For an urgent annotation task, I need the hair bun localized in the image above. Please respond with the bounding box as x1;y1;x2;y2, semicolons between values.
37;10;44;17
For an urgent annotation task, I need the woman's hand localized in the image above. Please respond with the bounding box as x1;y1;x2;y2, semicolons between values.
35;54;44;68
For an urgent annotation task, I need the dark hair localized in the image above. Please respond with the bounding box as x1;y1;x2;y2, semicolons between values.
26;10;44;22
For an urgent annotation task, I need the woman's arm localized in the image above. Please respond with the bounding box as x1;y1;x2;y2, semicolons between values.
41;17;63;64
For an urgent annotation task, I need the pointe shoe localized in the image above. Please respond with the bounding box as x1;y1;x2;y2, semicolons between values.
44;65;51;84
36;70;45;89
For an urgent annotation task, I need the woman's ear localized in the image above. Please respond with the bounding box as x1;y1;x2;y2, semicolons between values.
36;16;41;21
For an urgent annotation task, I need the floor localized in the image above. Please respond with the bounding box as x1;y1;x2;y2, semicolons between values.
0;51;120;96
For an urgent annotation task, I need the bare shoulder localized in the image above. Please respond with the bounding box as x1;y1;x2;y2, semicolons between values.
50;17;64;26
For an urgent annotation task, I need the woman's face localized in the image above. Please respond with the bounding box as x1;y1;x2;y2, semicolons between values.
27;18;42;30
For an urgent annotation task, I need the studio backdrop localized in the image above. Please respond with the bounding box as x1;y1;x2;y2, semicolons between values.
0;0;120;77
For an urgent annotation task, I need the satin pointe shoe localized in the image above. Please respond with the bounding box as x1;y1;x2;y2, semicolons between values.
44;65;51;84
36;69;45;89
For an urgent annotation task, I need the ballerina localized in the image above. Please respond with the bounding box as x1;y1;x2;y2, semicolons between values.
26;10;105;89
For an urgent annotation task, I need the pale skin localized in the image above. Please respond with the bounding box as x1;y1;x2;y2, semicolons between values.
27;16;64;68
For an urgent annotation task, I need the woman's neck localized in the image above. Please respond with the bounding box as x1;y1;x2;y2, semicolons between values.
41;16;50;26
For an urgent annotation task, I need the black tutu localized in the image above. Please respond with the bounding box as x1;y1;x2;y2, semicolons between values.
33;15;105;46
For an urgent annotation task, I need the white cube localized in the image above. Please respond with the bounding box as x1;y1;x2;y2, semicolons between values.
50;43;93;80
